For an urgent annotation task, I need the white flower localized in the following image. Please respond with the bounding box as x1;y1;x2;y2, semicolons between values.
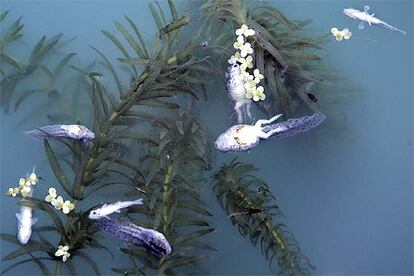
55;245;71;262
29;172;38;185
253;69;264;84
19;178;25;187
244;79;256;92
45;188;57;203
7;187;19;197
253;86;266;101
236;24;255;37
331;27;352;41
228;51;242;64
21;186;31;198
240;42;253;57
233;35;244;50
62;200;75;214
240;55;253;71
52;196;64;210
342;28;352;39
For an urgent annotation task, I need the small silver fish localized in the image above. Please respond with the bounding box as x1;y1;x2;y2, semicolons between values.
226;63;252;124
25;124;95;143
215;113;325;152
88;198;144;219
343;6;407;35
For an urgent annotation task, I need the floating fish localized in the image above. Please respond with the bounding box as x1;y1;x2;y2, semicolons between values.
226;63;252;124
343;5;407;35
16;169;38;245
95;217;172;257
88;198;144;219
215;113;325;152
25;124;95;143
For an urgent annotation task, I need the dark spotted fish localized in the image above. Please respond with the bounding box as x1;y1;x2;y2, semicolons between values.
24;124;95;143
95;217;172;257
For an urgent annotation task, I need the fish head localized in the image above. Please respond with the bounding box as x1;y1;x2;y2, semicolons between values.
343;8;360;19
143;229;172;257
215;126;255;152
226;63;241;79
17;224;32;245
79;126;95;141
88;209;103;219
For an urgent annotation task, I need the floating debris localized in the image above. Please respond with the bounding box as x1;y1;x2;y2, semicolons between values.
331;27;352;41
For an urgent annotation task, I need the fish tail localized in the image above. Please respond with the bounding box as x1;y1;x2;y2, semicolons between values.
379;21;407;35
263;113;326;139
132;198;144;205
24;125;66;142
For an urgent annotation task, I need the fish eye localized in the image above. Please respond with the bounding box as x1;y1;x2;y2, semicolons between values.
92;211;96;214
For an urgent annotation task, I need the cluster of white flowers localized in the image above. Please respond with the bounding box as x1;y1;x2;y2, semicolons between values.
45;188;75;215
228;24;266;102
55;245;71;262
331;27;352;41
6;171;39;198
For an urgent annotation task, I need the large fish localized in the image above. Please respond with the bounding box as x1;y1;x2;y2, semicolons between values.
95;217;172;257
343;5;407;35
25;124;95;143
215;113;325;152
226;63;252;124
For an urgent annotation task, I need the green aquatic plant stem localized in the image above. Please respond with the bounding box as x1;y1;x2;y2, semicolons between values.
235;189;297;273
72;67;159;199
162;164;173;235
54;261;62;276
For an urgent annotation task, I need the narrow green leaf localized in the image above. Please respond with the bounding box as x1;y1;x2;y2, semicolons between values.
0;10;9;22
44;139;72;196
0;52;23;71
52;53;77;81
2;243;50;261
124;16;149;57
148;3;164;31
114;20;145;58
90;45;123;96
167;0;178;20
75;252;101;276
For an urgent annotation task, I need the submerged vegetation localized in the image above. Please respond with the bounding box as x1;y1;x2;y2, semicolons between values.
212;159;314;275
202;0;334;116
1;0;336;275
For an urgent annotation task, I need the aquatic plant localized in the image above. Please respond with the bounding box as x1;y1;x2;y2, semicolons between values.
202;0;334;115
0;9;77;119
1;1;215;275
212;159;314;275
112;108;214;274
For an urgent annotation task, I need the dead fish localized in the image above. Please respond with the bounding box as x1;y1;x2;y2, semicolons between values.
344;5;407;35
25;124;95;143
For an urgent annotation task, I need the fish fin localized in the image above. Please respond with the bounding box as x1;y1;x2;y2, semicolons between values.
31;217;38;225
15;213;23;222
358;21;365;30
115;209;121;213
134;198;144;205
104;215;111;219
102;203;108;208
370;13;375;17
364;5;370;12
